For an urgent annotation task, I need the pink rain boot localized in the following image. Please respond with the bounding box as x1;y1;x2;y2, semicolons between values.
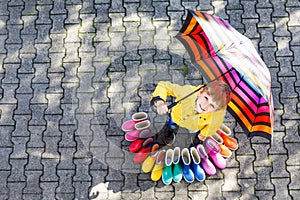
204;138;226;170
122;112;148;132
196;144;216;176
124;120;151;141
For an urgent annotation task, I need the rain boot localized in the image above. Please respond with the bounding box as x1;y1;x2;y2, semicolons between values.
122;112;148;132
124;120;151;141
172;147;182;182
156;119;178;146
220;124;231;135
217;129;238;151
181;148;194;183
162;149;173;185
133;137;154;163
190;147;205;181
188;132;202;148
129;139;143;153
138;129;154;140
196;144;216;176
205;138;226;170
142;143;160;173
210;133;232;158
151;150;165;181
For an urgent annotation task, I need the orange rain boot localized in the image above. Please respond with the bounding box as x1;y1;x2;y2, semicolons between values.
210;133;232;158
217;129;238;151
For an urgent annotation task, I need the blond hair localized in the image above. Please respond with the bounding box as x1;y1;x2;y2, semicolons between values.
201;80;231;110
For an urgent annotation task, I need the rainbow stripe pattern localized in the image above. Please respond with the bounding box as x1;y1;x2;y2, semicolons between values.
176;10;274;141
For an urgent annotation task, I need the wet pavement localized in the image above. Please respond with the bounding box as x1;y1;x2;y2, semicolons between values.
0;0;300;199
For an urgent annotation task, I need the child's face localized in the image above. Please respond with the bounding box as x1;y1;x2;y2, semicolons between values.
196;89;218;114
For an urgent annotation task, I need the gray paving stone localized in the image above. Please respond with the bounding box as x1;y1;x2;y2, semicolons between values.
222;167;240;191
10;136;29;159
291;46;300;65
64;43;81;62
22;0;38;15
29;104;47;125
74;181;91;200
23;170;43;194
42;136;60;158
272;1;288;17
79;33;95;53
20;34;36;55
25;147;44;170
34;43;51;63
281;98;300;120
255;166;273;190
268;132;287;155
257;8;274;28
238;178;257;200
7;182;26;200
4;44;22;63
237;155;256;178
0;105;17;126
0;170;9;199
80;14;96;33
8;159;27;182
40;182;58;200
259;28;276;48
153;1;169;21
272;178;292;200
7;6;23;25
285;142;300;166
56;169;75;193
270;154;290;178
124;2;140;22
27;125;46;148
241;1;259;18
0;148;12;170
6;25;22;44
51;0;66;14
73;158;92;181
122;191;141;200
12;115;31;137
256;0;272;8
57;147;76;170
56;193;75;200
139;0;154;12
36;5;52;25
256;190;274;200
2;63;19;84
287;165;300;190
275;37;293;57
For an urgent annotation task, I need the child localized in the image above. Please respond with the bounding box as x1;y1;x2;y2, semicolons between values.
150;80;231;146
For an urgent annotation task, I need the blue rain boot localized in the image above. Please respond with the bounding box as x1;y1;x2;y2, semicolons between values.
190;147;205;181
181;148;194;183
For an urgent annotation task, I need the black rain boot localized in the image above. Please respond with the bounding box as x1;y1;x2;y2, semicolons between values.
155;122;177;146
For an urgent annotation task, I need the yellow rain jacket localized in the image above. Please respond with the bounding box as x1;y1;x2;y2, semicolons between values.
151;81;226;137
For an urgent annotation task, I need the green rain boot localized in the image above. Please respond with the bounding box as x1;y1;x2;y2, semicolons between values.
172;147;182;182
162;149;174;185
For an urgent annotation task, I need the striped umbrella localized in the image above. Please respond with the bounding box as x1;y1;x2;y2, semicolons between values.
176;10;273;141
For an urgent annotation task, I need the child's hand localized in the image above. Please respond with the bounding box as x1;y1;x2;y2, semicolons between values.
156;100;169;115
198;134;206;142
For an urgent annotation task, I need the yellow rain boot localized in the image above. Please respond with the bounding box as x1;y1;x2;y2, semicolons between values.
151;150;165;181
142;143;160;173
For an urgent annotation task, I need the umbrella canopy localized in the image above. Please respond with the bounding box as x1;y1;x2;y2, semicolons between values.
176;10;274;141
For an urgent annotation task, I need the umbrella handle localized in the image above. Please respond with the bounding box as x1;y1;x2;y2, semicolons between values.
167;102;178;110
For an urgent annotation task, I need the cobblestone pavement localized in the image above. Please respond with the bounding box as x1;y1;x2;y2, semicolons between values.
0;0;299;200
